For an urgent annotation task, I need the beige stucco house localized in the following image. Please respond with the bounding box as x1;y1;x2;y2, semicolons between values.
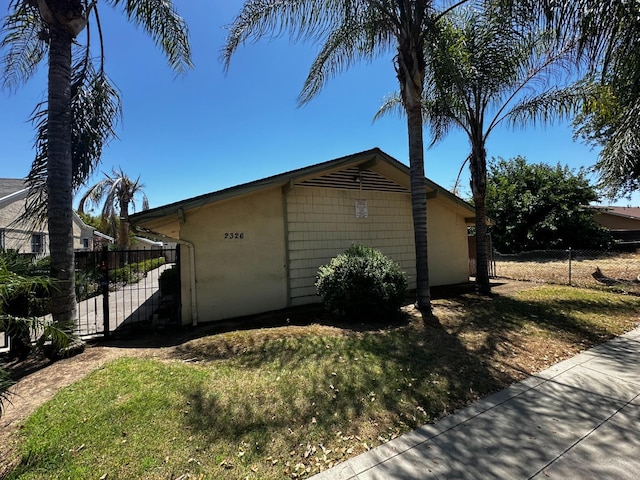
0;178;107;254
130;149;476;325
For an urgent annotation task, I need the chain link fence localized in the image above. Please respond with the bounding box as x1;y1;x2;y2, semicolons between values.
494;249;640;294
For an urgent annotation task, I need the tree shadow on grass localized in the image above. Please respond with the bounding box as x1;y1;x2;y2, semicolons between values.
179;286;639;451
180;316;509;449
445;291;635;355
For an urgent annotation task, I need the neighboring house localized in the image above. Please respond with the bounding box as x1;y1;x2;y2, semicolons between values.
130;235;165;250
131;148;476;325
593;206;640;247
0;178;112;254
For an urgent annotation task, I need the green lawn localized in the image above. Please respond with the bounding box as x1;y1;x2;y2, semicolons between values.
6;285;640;479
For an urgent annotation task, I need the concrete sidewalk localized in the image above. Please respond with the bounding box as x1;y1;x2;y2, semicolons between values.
311;326;640;479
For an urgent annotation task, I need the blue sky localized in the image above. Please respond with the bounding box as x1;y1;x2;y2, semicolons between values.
1;1;637;211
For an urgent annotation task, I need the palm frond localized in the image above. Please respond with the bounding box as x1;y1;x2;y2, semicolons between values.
108;0;192;73
71;66;122;185
0;360;14;418
299;8;394;105
19;57;122;226
0;0;47;91
0;256;72;366
222;0;350;71
0;273;50;308
36;320;73;352
373;92;404;122
500;85;585;131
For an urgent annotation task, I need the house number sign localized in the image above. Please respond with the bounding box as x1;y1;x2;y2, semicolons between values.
224;232;245;239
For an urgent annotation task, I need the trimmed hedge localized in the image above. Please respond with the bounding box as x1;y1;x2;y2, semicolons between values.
315;245;408;321
109;257;166;284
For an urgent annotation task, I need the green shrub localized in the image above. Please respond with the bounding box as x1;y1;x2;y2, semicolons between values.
159;266;180;297
76;270;99;302
315;245;408;321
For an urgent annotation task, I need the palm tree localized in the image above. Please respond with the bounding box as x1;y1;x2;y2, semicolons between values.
0;1;191;335
377;4;585;294
223;0;468;315
78;168;150;249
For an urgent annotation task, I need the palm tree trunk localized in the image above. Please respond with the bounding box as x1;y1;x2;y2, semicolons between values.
47;27;76;329
407;102;431;313
396;14;431;315
470;146;491;295
118;198;129;249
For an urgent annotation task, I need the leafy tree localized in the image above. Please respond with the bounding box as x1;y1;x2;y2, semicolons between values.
377;3;584;294
574;76;640;199
486;156;613;253
77;211;102;231
507;1;640;199
0;1;191;337
223;0;470;315
78;168;149;249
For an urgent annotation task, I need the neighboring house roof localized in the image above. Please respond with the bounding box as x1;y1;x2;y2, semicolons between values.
0;188;27;210
597;206;640;221
0;178;28;210
93;230;115;242
0;178;26;198
0;177;109;242
592;206;640;245
132;236;163;247
131;148;476;225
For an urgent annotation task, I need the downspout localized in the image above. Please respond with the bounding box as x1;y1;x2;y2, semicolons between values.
175;238;198;327
282;180;294;307
132;226;199;326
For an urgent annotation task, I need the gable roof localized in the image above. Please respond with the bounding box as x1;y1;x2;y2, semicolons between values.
131;148;475;225
0;179;28;210
0;178;26;199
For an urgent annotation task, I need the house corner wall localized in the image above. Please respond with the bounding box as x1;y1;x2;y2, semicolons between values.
180;187;288;322
427;200;471;286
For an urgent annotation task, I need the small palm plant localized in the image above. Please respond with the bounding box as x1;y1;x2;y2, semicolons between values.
0;255;69;418
78;168;150;249
0;363;11;418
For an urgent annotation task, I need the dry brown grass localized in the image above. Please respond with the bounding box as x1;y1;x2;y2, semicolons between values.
495;251;640;293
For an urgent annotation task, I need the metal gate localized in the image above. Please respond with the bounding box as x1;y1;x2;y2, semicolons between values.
74;246;180;338
468;234;495;278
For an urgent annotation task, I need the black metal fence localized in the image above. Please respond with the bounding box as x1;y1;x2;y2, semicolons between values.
494;248;640;293
74;247;180;338
0;247;180;355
